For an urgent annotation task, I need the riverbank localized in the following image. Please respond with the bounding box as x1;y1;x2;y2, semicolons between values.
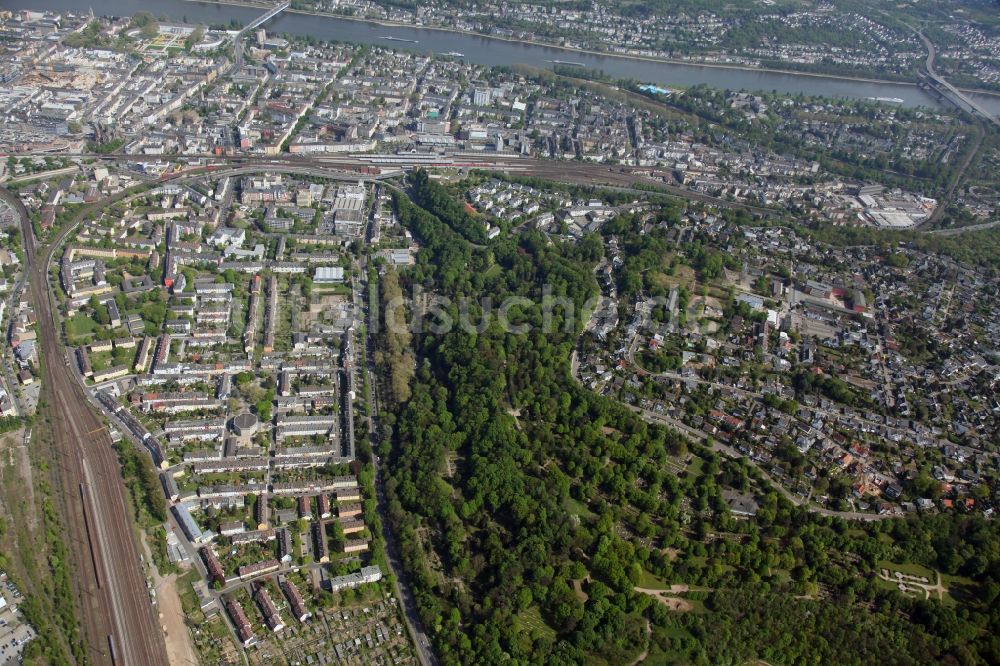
175;0;1000;97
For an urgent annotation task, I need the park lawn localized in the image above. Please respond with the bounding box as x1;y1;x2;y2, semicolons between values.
685;597;707;612
940;572;975;587
940;590;959;607
657;625;690;640
877;559;963;603
563;496;596;521
514;605;557;643
65;313;98;344
940;572;978;607
645;624;694;662
878;560;935;580
769;568;793;584
875;575;924;599
482;263;502;280
637;569;671;590
683;455;704;478
88;350;112;372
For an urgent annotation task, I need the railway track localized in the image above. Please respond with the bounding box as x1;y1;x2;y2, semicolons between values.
0;154;772;663
15;186;168;666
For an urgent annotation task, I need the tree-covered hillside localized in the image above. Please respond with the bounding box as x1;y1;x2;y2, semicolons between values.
377;172;1000;664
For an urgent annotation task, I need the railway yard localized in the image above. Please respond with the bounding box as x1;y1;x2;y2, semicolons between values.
0;6;996;665
16;181;168;664
3;132;997;665
0;160;431;665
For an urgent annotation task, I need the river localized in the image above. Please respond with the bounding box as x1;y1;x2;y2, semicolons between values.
7;0;1000;115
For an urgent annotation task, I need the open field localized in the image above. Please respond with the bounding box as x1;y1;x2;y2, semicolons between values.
515;605;557;642
637;569;671;590
156;573;198;666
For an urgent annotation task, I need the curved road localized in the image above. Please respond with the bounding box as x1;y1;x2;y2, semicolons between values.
629;403;894;522
570;351;896;522
896;23;990;228
915;28;997;125
925;218;1000;236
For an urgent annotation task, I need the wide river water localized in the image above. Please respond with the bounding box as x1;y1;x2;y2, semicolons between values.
7;0;1000;115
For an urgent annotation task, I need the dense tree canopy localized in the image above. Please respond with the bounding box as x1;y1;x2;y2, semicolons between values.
381;178;1000;665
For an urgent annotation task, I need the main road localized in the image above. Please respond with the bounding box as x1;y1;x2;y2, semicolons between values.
3;184;169;666
914;28;998;126
24;150;786;221
227;1;290;74
569;350;898;522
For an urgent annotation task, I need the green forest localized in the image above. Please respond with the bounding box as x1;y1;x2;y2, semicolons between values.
376;171;1000;664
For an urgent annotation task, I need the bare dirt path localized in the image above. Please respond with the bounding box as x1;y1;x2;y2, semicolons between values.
634;587;695;611
139;532;198;666
157;574;198;666
627;618;652;666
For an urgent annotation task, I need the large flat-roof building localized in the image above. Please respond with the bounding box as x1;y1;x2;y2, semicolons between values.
313;266;344;284
173;503;212;545
326;565;382;592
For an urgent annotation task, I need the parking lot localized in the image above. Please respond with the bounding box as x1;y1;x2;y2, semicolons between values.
0;579;35;665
